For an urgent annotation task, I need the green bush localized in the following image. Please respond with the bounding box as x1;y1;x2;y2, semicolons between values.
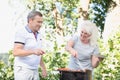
0;50;14;80
94;26;120;80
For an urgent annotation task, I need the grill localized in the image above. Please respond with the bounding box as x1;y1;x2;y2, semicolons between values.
57;68;92;80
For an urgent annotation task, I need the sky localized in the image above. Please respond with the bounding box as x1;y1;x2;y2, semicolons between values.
0;0;14;53
0;0;28;53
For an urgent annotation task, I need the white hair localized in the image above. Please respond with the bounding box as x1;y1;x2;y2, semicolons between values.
77;20;99;46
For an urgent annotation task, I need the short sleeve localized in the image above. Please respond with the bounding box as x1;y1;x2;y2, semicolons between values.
14;30;26;44
93;45;100;55
70;34;78;42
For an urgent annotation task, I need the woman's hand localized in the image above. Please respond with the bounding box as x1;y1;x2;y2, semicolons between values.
91;55;100;68
70;49;78;58
66;40;78;57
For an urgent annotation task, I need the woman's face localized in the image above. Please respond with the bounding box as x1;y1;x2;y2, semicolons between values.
80;29;91;40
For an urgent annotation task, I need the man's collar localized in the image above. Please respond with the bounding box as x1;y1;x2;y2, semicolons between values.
25;25;39;33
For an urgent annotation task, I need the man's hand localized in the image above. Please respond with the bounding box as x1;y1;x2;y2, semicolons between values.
41;70;47;78
33;49;45;56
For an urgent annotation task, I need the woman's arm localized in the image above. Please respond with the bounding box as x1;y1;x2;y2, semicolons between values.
65;40;78;57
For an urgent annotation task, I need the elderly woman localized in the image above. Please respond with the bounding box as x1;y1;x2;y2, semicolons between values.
66;20;102;71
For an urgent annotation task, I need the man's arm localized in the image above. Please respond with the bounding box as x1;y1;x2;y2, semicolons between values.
40;57;47;78
13;43;45;57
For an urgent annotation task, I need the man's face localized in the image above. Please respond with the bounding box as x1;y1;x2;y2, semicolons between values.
29;15;43;32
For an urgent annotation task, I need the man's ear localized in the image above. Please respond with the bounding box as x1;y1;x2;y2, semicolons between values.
28;18;33;23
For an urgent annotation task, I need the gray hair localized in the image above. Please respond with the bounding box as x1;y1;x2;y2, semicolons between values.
27;10;42;23
77;20;99;46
